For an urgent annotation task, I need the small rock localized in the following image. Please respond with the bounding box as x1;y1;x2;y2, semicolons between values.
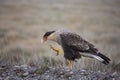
22;72;29;77
0;77;2;80
112;78;115;80
46;75;50;79
20;64;29;70
46;70;50;73
69;77;72;79
70;71;74;75
112;72;117;76
52;67;55;70
61;75;64;78
81;69;86;72
66;69;70;72
60;71;63;74
4;76;10;80
14;66;20;68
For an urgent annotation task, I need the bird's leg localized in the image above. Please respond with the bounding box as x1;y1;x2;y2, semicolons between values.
67;60;73;68
50;45;64;56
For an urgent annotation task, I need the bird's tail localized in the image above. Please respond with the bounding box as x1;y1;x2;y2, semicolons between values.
93;53;110;65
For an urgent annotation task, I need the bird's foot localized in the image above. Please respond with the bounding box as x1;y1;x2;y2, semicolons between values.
67;60;73;69
50;45;63;56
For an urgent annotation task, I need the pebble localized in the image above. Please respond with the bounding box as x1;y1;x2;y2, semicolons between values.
14;66;20;68
112;72;117;76
70;71;74;75
20;64;29;70
46;70;50;73
23;72;29;77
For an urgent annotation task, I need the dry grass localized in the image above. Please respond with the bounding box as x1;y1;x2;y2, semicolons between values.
0;0;120;72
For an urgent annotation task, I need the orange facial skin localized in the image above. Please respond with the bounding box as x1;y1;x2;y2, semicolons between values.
43;36;47;41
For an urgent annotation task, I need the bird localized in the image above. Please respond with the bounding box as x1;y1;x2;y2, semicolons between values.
41;29;110;68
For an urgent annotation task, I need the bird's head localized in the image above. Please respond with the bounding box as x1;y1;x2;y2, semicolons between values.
41;31;56;43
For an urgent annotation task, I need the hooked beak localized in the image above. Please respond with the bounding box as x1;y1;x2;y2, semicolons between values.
41;36;47;43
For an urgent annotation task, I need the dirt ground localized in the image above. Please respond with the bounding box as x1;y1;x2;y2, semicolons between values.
0;0;120;72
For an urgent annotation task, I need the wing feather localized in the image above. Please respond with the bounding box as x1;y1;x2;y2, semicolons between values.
60;32;99;55
59;32;110;64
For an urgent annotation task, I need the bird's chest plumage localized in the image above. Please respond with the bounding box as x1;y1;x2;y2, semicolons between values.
60;33;81;61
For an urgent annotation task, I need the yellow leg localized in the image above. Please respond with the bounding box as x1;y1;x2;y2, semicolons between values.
67;60;73;68
50;45;64;55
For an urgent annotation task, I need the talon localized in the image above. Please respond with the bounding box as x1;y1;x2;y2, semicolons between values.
50;45;60;56
49;45;64;56
67;60;73;68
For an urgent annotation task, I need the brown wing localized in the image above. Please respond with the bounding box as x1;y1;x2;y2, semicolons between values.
60;32;99;55
60;32;110;64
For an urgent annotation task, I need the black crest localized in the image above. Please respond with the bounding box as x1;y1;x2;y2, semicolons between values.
44;31;55;37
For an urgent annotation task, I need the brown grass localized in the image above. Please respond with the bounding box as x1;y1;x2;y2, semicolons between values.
0;0;120;72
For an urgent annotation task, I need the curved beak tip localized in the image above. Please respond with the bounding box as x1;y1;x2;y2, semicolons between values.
41;38;44;43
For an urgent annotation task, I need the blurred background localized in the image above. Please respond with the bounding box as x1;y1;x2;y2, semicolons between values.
0;0;120;72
